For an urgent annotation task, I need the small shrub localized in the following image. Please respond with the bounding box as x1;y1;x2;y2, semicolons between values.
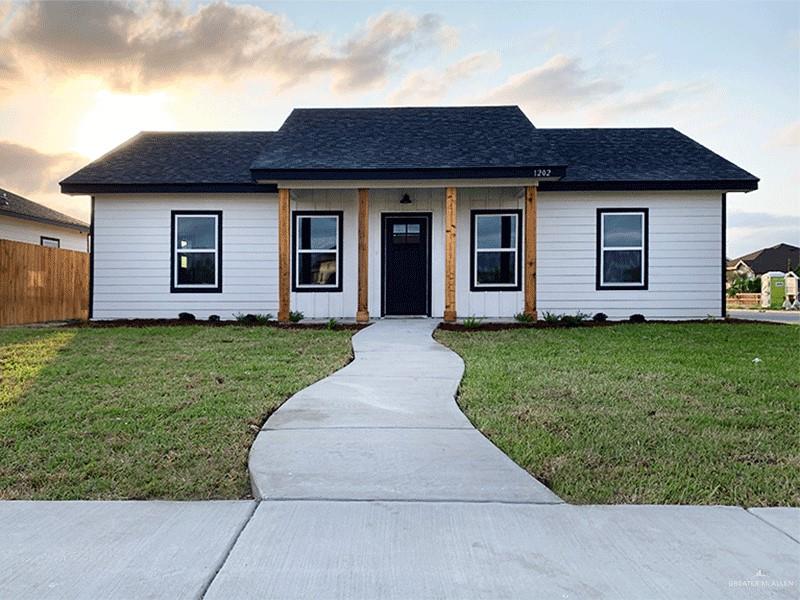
462;315;483;329
289;311;304;323
178;312;196;322
208;314;221;323
233;313;272;325
559;312;590;327
629;313;646;323
514;312;536;323
592;312;608;322
542;311;562;324
326;318;338;331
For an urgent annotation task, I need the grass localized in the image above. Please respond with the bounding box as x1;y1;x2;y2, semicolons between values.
436;323;799;506
0;325;353;500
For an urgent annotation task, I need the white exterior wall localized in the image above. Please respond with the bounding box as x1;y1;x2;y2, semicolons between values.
456;187;526;318
291;187;447;318
290;189;358;319
91;188;723;321
0;215;88;251
93;194;278;320
537;191;723;320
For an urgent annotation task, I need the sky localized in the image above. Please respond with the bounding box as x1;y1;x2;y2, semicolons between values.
0;0;797;258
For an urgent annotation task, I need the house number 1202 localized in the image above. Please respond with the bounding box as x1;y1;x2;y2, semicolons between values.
533;169;552;177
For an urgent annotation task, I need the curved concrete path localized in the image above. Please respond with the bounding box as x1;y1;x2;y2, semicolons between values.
248;319;561;503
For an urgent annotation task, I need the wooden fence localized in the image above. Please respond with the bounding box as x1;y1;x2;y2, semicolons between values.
726;292;761;308
0;239;89;326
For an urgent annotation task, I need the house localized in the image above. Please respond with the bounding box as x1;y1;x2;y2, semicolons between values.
727;243;799;281
60;106;758;322
1;187;89;251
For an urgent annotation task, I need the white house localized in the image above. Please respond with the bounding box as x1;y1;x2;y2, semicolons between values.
60;106;758;322
1;187;89;251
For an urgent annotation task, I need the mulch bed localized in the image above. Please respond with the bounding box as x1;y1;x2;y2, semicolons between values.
437;317;787;332
82;319;367;331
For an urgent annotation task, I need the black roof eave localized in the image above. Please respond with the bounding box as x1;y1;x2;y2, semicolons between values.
60;182;279;195
250;165;568;182
0;209;89;233
538;179;759;192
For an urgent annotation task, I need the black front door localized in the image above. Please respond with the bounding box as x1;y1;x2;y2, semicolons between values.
382;214;431;316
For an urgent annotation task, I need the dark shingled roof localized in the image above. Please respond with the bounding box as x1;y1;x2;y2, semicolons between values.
728;243;800;275
59;106;759;194
250;106;565;178
537;128;758;191
0;187;88;232
61;132;276;193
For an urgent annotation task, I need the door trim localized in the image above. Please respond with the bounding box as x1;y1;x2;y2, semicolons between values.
381;212;432;317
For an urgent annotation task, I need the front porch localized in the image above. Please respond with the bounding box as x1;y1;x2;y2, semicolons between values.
275;185;540;323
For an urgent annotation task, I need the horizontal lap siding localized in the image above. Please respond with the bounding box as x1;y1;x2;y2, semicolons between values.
537;191;722;320
93;194;278;320
0;215;88;252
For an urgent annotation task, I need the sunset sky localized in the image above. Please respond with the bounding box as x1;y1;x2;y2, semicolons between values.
0;0;797;257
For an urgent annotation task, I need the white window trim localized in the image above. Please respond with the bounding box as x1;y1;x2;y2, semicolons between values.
473;212;519;289
173;213;219;289
599;211;646;288
294;214;340;290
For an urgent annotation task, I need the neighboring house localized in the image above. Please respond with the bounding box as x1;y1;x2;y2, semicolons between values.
60;106;758;321
727;243;800;280
0;187;89;252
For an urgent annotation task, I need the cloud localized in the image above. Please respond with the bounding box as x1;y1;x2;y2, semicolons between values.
727;211;800;256
588;80;713;123
483;55;621;113
1;1;456;93
389;51;500;104
768;121;800;148
0;140;85;197
334;12;457;92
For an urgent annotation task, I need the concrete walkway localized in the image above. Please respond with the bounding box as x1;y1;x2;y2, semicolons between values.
1;319;798;599
729;309;800;324
248;318;560;503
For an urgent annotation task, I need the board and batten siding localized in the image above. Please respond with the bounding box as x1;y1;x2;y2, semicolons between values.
0;215;88;252
291;188;446;318
92;194;278;320
536;191;723;320
456;187;526;318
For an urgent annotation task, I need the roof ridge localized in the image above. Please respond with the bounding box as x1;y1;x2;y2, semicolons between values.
289;105;521;111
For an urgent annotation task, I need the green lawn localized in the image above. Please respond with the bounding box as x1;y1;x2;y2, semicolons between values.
437;323;799;507
0;325;353;500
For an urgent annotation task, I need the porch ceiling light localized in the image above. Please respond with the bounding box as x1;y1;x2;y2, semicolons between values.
400;193;412;204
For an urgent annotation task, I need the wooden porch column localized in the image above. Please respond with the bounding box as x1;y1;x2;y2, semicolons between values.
524;185;538;319
444;187;457;322
356;188;370;323
278;188;290;322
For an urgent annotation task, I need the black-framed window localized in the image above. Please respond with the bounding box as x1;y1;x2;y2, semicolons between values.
596;208;648;290
470;210;522;291
40;236;60;248
170;211;222;293
292;211;343;292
